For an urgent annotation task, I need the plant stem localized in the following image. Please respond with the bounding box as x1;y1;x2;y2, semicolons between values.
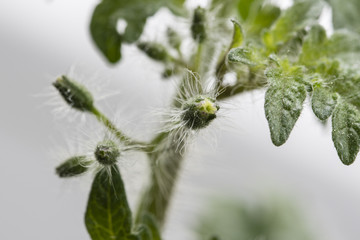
91;106;147;148
135;131;185;227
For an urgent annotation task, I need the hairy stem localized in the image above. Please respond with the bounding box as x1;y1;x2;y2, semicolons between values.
91;106;146;147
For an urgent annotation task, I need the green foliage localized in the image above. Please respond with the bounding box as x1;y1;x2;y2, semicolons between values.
229;20;244;49
90;0;185;63
53;1;360;239
264;65;307;146
326;0;360;32
332;100;360;165
263;0;323;51
85;166;136;240
311;84;338;121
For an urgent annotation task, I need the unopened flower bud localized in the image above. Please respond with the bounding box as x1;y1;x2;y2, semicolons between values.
191;7;207;43
181;96;219;129
94;140;120;166
56;156;90;178
137;42;169;62
53;76;94;112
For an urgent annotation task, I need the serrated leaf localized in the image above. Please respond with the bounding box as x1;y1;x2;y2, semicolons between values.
90;0;185;63
264;69;307;146
230;19;244;49
311;85;338;121
85;166;133;240
263;0;324;51
332;100;360;165
325;0;360;33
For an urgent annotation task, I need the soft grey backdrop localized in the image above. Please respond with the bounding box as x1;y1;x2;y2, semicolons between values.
1;0;360;239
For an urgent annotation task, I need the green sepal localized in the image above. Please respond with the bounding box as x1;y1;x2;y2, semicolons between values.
264;67;307;146
311;84;338;121
85;166;133;240
55;156;91;178
332;100;360;165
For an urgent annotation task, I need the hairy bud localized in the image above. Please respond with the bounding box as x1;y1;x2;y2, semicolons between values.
137;42;169;62
53;76;94;112
56;156;90;178
94;140;120;166
181;96;219;129
191;7;207;43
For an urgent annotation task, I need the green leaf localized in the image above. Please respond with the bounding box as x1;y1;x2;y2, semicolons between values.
332;100;360;165
238;0;262;21
311;85;338;121
85;166;133;240
228;47;259;66
263;0;324;51
325;30;360;62
90;0;185;63
325;0;360;32
247;4;281;35
300;24;327;64
264;68;307;146
229;19;244;49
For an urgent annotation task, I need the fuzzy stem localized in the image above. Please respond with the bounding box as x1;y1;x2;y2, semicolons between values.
135;131;185;227
91;106;146;147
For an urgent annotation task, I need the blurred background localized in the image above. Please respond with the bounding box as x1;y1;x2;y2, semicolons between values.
1;0;360;239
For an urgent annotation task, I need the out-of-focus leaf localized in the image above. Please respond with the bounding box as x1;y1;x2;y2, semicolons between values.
325;0;360;33
263;0;324;51
237;0;263;21
90;0;186;63
332;100;360;165
247;4;281;35
300;24;327;64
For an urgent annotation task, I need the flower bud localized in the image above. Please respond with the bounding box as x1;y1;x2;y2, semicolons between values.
56;156;90;178
53;76;94;112
137;42;169;62
94;140;120;166
191;7;207;43
181;96;219;130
